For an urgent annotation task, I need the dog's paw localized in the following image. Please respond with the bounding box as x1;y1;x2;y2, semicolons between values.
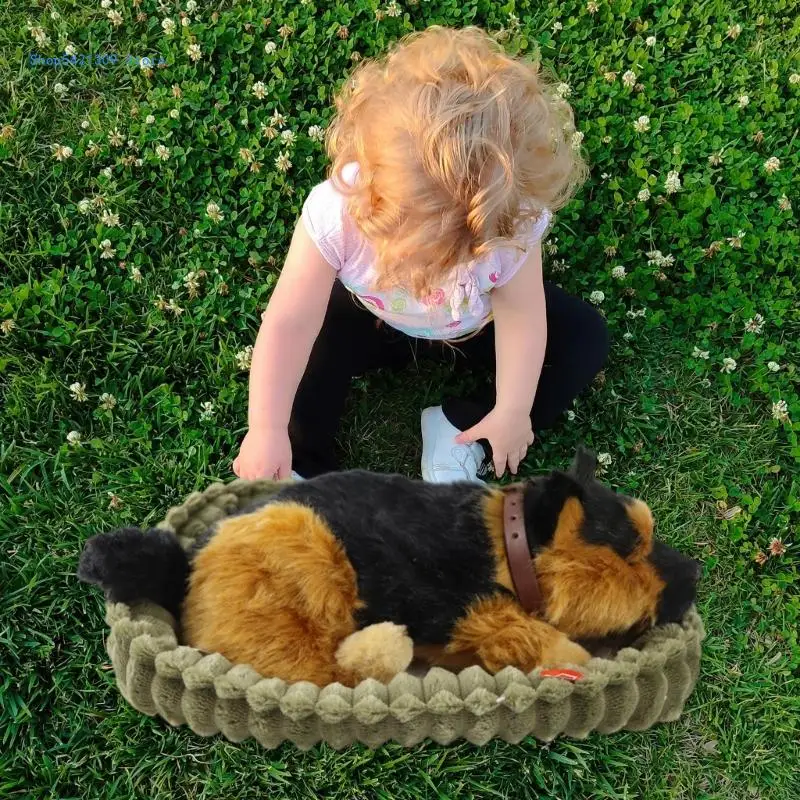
540;634;591;667
335;622;414;683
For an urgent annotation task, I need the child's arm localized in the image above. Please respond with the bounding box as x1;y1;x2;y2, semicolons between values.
455;245;546;476
233;221;336;480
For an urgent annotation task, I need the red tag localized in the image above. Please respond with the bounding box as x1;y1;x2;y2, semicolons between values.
539;668;583;681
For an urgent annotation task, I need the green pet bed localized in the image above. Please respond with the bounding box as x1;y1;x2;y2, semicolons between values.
100;478;705;749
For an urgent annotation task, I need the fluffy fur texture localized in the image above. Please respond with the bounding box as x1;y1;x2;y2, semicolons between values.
78;447;700;687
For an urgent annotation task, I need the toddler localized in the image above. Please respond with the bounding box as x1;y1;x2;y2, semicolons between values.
233;26;608;484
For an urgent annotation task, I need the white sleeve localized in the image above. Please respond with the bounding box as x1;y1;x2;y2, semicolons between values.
301;180;346;270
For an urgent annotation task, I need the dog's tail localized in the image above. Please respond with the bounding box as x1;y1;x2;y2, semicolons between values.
77;527;190;620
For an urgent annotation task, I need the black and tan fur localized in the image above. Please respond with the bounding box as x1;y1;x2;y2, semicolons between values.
78;448;700;687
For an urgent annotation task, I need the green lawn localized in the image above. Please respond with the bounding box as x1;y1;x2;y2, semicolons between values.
1;1;798;798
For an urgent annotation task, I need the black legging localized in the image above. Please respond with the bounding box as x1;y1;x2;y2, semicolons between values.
288;280;609;477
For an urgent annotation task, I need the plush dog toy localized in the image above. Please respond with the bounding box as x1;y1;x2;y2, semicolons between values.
78;448;700;688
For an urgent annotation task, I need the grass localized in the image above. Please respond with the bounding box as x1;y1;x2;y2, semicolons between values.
1;1;798;798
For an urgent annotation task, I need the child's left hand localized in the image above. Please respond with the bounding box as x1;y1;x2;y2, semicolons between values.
455;406;534;477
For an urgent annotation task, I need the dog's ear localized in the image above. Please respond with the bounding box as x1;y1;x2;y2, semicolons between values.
568;446;597;485
523;471;584;550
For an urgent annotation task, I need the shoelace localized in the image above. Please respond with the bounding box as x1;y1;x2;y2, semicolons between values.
449;443;492;480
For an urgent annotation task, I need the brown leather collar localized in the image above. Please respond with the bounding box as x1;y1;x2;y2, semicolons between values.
503;486;543;614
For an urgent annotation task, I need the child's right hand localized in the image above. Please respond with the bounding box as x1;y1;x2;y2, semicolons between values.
232;426;292;480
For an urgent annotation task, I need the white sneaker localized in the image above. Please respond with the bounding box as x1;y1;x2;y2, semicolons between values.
420;406;487;484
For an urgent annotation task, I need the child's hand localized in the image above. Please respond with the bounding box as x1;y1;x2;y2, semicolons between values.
233;426;292;480
455;407;534;477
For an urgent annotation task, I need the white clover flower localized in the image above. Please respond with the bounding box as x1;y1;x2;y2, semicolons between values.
270;110;287;129
155;144;170;161
763;157;780;174
52;144;73;161
65;43;78;57
744;314;764;334
708;151;724;166
275;151;292;172
589;290;605;305
627;308;647;318
108;128;124;147
721;357;737;374
664;170;681;195
767;361;780;372
264;41;277;54
386;1;402;17
53;82;67;97
633;115;650;133
772;400;790;423
552;22;563;33
101;0;112;7
603;71;617;82
99;392;117;410
145;114;156;124
597;452;612;466
727;230;745;249
130;266;143;283
726;23;742;39
789;73;800;85
77;198;92;214
67;430;82;447
280;129;297;147
587;1;599;13
69;381;89;402
184;271;201;297
99;239;116;259
566;409;576;421
737;94;750;108
101;166;113;179
611;265;626;279
623;331;634;341
622;70;637;87
80;120;90;130
252;81;268;100
161;17;176;35
645;35;656;46
186;0;198;13
235;345;254;371
571;131;584;149
646;250;674;268
187;43;202;62
167;298;184;316
778;194;792;211
107;9;123;27
555;82;572;98
199;401;215;421
30;26;51;47
1;319;17;335
308;124;325;142
206;201;223;223
637;187;651;202
168;108;179;120
692;346;710;360
604;245;617;256
238;147;254;163
101;210;120;227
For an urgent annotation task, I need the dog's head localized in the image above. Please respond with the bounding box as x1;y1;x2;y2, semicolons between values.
522;446;700;641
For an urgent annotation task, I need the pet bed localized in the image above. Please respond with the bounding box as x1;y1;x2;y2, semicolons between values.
99;478;705;749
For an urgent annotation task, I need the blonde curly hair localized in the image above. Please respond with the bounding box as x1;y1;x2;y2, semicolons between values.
325;25;587;298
